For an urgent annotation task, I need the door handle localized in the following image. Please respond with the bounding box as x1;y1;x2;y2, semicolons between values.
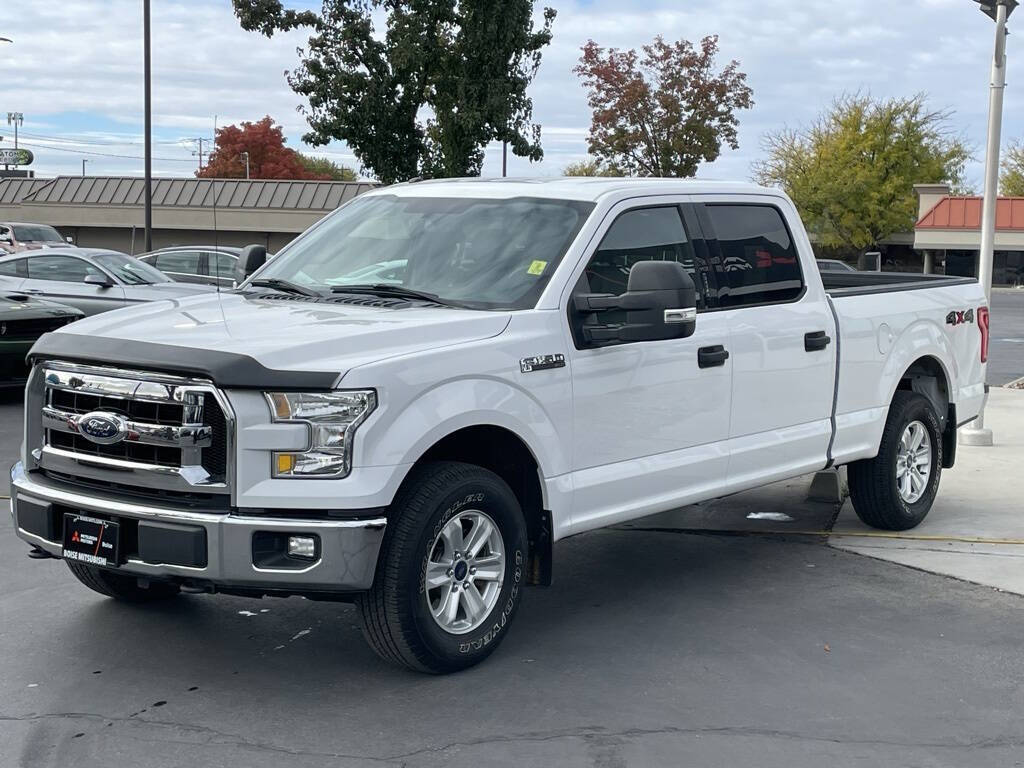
698;345;730;369
21;289;42;295
805;331;831;352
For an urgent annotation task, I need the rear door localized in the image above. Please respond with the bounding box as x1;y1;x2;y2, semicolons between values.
694;198;837;489
20;255;127;315
153;250;205;284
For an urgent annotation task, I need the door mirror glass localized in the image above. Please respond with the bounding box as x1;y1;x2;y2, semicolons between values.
575;261;697;345
236;244;267;283
84;273;114;288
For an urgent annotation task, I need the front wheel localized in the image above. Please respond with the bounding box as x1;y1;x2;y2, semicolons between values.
848;391;943;531
356;461;528;673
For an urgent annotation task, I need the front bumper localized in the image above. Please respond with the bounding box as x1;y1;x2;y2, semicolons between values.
9;462;386;593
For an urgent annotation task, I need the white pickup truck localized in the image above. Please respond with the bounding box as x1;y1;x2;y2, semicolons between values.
9;179;989;673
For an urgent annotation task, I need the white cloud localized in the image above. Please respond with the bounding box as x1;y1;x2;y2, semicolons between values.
0;0;1015;187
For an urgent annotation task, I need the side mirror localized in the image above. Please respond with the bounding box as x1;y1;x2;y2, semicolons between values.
236;244;268;283
0;233;11;244
575;261;697;345
84;273;113;288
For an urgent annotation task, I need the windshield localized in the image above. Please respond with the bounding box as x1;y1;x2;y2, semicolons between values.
93;252;171;285
254;195;594;310
12;224;63;243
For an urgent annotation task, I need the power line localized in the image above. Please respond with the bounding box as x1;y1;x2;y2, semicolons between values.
11;139;197;162
0;128;211;147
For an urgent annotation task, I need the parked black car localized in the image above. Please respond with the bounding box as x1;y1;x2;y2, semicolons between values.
137;245;243;287
0;292;83;387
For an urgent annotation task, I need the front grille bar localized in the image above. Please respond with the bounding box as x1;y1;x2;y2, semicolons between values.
41;406;214;449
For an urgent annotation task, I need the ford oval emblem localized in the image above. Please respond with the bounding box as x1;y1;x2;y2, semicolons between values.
76;411;128;445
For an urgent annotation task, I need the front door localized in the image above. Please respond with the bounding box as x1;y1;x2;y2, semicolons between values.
21;255;126;315
565;200;733;534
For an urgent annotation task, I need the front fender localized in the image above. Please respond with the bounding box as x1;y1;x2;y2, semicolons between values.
360;376;570;485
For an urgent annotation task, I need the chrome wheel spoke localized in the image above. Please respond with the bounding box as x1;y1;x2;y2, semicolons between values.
461;583;486;624
463;516;494;558
896;420;933;504
439;518;465;557
425;560;452;589
472;554;503;581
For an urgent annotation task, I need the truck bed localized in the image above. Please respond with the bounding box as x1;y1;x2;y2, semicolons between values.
822;271;977;298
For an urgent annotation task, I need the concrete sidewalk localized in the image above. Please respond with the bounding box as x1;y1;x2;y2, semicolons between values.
830;386;1024;595
623;387;1024;595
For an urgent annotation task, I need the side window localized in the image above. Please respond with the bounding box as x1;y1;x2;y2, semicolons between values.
0;258;27;277
209;252;237;278
704;204;804;307
576;206;707;315
27;256;102;282
155;251;201;275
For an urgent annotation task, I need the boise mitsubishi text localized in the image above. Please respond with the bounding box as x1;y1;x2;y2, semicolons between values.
9;179;988;673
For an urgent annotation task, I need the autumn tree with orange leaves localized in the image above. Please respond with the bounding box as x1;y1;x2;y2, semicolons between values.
198;116;331;180
574;35;753;178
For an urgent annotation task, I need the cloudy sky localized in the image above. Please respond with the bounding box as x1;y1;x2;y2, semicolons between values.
0;0;1018;187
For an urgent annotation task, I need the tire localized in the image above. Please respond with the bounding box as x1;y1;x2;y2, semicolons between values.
848;391;943;531
356;461;528;674
66;561;181;603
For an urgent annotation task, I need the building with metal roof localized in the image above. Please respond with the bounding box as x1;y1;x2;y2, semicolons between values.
0;176;376;254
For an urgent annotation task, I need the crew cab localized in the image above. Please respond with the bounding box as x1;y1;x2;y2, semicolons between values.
9;179;988;673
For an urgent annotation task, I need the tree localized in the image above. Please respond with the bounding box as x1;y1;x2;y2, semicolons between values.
198;116;330;180
1001;140;1024;196
299;154;359;181
753;94;970;250
573;35;753;178
563;159;624;177
231;0;556;184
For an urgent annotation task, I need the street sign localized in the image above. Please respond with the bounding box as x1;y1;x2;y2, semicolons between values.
0;148;33;165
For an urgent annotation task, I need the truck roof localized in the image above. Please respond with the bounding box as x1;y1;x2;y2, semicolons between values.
368;177;780;203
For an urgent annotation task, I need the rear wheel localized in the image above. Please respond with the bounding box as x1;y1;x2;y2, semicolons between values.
848;391;943;531
356;461;528;673
66;562;180;602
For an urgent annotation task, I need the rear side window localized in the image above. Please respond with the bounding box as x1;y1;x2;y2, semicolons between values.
705;204;804;307
209;252;237;278
155;251;201;275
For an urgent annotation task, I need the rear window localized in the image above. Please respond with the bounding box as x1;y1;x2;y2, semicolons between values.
705;204;804;307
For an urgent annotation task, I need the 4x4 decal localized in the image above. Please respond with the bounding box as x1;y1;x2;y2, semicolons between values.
946;309;975;326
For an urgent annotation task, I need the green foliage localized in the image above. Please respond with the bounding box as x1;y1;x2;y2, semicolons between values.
232;0;556;184
753;94;970;249
1001;140;1024;196
299;154;359;181
574;35;753;178
563;159;625;177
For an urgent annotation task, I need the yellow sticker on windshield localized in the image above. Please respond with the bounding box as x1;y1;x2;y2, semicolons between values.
527;260;548;276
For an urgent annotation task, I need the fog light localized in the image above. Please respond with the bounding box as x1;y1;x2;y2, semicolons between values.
287;535;318;560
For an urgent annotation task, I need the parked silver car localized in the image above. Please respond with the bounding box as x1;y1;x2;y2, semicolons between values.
137;245;243;287
0;247;215;316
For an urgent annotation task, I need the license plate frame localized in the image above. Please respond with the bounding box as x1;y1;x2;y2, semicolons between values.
62;514;120;567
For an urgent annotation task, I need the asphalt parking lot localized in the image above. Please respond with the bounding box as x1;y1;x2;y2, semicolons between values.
2;290;1024;768
990;289;1024;386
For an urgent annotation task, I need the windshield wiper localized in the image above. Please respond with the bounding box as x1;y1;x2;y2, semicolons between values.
249;278;322;297
329;284;464;307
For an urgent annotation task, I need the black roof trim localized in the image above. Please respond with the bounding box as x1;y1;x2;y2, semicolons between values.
28;333;339;390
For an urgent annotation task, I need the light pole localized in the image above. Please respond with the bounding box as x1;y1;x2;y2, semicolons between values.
143;0;153;252
961;0;1018;448
240;151;250;179
5;112;22;172
82;159;89;177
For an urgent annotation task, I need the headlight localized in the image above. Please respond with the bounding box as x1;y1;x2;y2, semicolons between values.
265;390;377;478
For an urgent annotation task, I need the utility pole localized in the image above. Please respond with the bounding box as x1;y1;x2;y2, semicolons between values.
192;137;206;172
962;0;1017;448
240;151;250;179
143;0;153;252
6;112;22;172
82;159;88;177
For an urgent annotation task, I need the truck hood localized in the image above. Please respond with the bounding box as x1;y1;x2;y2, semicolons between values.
38;291;512;383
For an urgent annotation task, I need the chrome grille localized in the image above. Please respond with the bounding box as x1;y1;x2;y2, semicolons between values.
36;362;233;496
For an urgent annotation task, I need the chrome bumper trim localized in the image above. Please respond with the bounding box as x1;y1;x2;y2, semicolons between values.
39;446;225;492
9;463;385;592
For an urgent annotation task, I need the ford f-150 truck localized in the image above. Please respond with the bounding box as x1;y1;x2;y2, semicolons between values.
9;179;989;673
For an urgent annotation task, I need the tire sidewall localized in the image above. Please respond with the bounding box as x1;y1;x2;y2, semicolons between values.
404;473;527;668
888;398;943;524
